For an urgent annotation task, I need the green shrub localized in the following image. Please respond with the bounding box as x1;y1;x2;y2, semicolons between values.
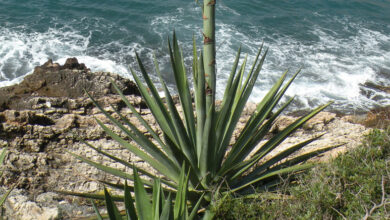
214;128;390;219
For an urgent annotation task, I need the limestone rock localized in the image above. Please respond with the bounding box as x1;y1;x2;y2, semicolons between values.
3;189;60;220
53;114;76;132
0;58;140;111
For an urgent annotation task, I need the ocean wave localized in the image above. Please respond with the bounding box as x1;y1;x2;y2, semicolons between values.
206;16;390;112
0;25;146;86
1;2;389;113
0;26;90;83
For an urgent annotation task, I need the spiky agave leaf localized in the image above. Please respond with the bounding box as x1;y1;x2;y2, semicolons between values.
92;166;202;220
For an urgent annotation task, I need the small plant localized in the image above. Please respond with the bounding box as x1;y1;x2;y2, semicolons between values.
65;0;334;218
92;166;203;220
0;148;9;208
0;148;17;219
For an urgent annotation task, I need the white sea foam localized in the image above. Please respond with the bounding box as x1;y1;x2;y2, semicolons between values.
0;74;26;87
1;13;389;113
0;26;137;87
148;12;390;112
207;18;390;112
56;56;130;78
0;26;90;86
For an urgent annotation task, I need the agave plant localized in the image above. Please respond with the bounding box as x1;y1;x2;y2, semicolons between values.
66;0;335;217
92;166;203;220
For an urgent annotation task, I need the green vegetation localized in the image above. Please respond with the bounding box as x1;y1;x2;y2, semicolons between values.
93;166;203;220
67;1;334;218
1;148;16;219
213;128;390;219
0;148;9;207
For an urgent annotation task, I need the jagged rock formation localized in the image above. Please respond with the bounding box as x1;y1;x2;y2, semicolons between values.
0;58;372;219
0;58;140;111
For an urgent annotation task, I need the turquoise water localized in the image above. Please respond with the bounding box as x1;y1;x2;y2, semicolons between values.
1;0;390;112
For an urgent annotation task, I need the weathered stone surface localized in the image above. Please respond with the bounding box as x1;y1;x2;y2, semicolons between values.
0;58;140;111
269;112;369;161
0;59;377;219
1;188;96;220
362;106;390;128
0;97;373;219
4;189;60;220
53;114;77;132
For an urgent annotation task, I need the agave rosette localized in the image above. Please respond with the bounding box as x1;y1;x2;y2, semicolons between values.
63;1;336;217
67;33;334;200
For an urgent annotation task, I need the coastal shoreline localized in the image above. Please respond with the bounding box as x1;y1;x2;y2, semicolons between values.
0;58;385;219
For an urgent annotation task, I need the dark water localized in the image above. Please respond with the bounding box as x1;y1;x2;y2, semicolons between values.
1;0;390;112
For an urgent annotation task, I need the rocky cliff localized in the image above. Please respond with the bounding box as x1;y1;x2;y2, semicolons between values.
0;59;372;219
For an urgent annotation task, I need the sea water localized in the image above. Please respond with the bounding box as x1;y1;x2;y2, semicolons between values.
1;0;389;113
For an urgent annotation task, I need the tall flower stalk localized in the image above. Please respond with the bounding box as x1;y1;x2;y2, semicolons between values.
202;0;216;105
199;0;217;186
